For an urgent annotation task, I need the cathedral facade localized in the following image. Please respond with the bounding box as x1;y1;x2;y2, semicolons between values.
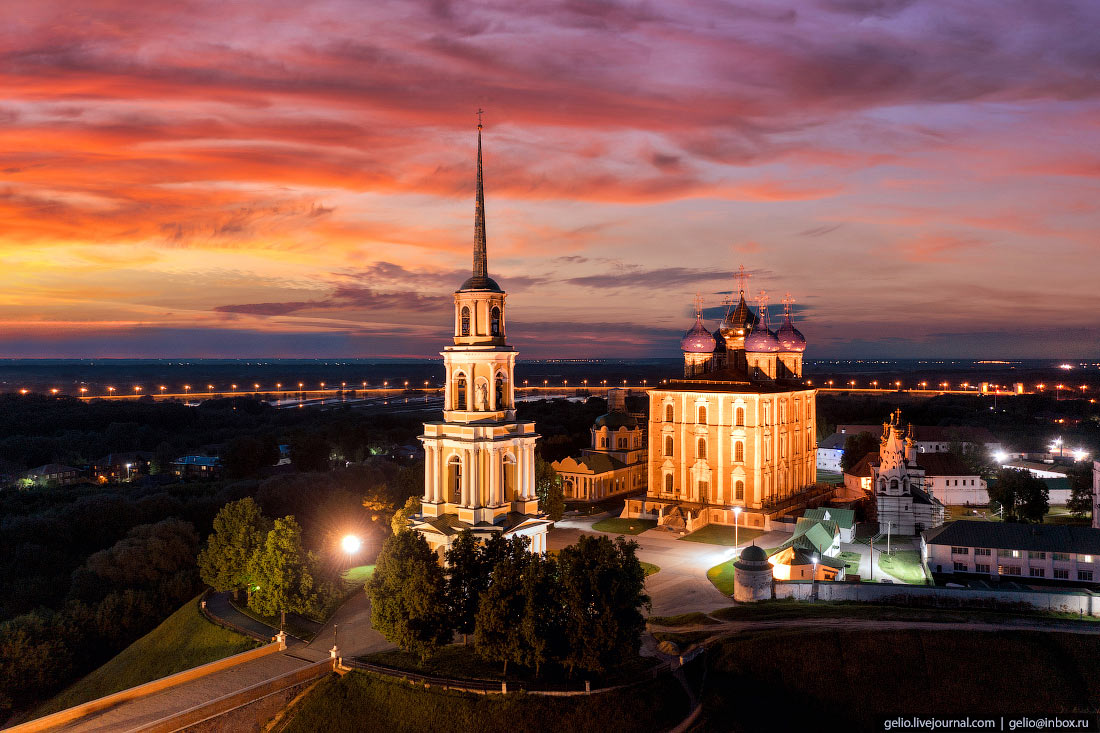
410;126;552;556
552;388;648;503
625;283;819;533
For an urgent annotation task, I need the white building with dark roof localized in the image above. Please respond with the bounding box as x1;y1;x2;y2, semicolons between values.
922;520;1100;585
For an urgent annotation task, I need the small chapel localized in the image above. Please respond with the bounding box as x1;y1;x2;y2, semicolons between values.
409;124;552;557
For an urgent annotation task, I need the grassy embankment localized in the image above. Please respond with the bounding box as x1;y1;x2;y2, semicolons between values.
697;627;1100;731
34;596;258;716
280;668;689;733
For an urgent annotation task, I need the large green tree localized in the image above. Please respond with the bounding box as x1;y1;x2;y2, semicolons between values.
444;530;485;645
473;545;530;674
390;495;421;535
948;441;996;478
247;516;322;618
367;530;451;661
519;552;562;677
1066;464;1094;519
198;498;271;601
989;467;1050;523
557;535;649;676
535;456;565;521
840;432;878;472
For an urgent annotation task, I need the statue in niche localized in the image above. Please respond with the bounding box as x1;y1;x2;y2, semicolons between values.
476;382;489;410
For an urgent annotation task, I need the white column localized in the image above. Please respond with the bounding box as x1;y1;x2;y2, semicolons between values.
471;448;481;508
423;443;433;503
430;446;441;503
522;442;534;500
462;448;472;507
488;447;500;505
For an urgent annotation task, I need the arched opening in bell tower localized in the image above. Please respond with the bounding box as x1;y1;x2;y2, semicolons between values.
490;306;501;336
460;306;471;336
454;373;468;411
503;453;517;501
494;371;507;409
447;455;462;503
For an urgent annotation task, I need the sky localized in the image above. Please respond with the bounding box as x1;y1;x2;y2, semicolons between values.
2;0;1099;359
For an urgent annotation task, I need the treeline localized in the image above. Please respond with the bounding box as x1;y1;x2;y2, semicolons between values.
517;395;647;463
368;530;649;678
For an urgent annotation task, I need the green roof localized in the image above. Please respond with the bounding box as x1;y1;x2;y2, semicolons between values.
779;518;839;555
802;507;855;530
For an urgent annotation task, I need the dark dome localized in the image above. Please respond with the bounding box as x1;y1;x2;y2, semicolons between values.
594;412;638;429
739;544;768;564
776;315;806;352
680;317;716;353
719;295;757;340
458;274;503;292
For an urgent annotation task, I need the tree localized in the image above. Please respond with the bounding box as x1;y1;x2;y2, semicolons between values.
1066;464;1094;519
989;467;1049;523
444;530;484;645
557;535;649;676
948;441;996;479
198;498;271;601
390;495;421;535
289;433;330;472
367;531;451;661
473;547;529;674
247;516;322;618
519;552;561;677
535;456;565;521
222;435;280;479
840;432;878;472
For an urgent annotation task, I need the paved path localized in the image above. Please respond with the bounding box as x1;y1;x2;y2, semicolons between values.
204;591;280;641
307;591;395;659
49;647;330;733
549;516;792;616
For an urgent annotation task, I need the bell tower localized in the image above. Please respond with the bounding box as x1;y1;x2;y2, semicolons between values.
413;118;550;556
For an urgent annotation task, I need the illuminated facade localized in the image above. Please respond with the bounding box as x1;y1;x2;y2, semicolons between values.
872;411;946;535
410;125;551;556
552;388;647;502
625;282;819;533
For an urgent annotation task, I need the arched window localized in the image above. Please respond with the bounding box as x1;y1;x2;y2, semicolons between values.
734;441;744;462
780;401;786;423
664;436;673;456
664;474;673;492
448;455;463;503
698;406;707;424
490;306;501;336
618;438;626;449
455;374;467;410
890;479;899;491
697;438;706;459
735;480;744;501
494;373;506;409
460;306;471;336
735;407;745;427
665;404;673;422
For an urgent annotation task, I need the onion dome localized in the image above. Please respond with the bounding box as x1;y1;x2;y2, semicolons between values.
680;316;716;353
776;314;807;352
719;294;757;340
744;318;780;353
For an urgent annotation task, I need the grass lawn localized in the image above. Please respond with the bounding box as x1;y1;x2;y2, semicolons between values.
282;668;689;733
877;550;928;584
639;560;660;576
680;524;765;547
706;560;737;596
700;626;1100;729
816;470;843;483
838;551;861;575
591;517;656;535
342;564;376;585
33;596;258;717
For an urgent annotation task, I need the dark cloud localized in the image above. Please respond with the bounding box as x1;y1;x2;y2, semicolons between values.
564;266;734;290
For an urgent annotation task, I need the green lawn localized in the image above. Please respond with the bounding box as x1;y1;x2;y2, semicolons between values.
639;560;660;577
816;470;843;483
838;551;861;575
877;550;928;584
282;669;689;733
707;559;738;596
342;564;376;585
591;518;656;535
33;596;258;717
680;524;765;547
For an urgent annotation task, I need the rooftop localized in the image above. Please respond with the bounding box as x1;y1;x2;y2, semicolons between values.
923;521;1100;555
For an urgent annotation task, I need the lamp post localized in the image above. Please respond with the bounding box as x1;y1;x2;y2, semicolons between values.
732;506;742;549
812;554;819;602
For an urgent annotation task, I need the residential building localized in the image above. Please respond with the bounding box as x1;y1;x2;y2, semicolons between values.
91;451;152;483
802;506;855;543
410;125;551;557
624;285;821;533
553;388;647;502
171;455;222;479
769;514;845;581
922;521;1100;585
912;453;987;505
21;464;81;487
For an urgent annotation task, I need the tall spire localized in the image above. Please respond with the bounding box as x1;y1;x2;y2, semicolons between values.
473;110;487;281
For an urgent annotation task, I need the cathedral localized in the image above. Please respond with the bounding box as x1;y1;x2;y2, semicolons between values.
409;125;552;556
871;411;946;535
624;276;820;534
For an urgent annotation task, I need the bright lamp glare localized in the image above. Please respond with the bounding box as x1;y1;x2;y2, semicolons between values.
341;535;361;554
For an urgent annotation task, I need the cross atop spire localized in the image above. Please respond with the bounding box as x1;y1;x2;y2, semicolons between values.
736;264;751;296
755;290;770;330
693;292;704;320
782;292;794;318
473;118;487;281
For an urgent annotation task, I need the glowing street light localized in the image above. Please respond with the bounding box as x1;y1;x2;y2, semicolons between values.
341;534;362;555
50;388;59;395
184;385;191;394
79;387;88;397
134;385;142;393
107;386;116;396
732;506;742;548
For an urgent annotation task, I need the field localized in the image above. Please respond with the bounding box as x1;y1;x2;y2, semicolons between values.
877;549;929;584
33;596;258;716
342;564;376;585
680;524;765;547
639;560;660;576
696;627;1100;731
590;517;656;535
281;669;690;733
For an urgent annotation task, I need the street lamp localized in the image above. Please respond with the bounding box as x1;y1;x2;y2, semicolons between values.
812;553;819;601
341;534;362;555
732;506;742;549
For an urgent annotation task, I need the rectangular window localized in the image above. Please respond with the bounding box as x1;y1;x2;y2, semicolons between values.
1080;555;1094;564
1028;551;1046;560
953;562;968;572
999;565;1022;576
951;547;969;555
975;564;991;574
1052;553;1071;562
974;548;991;556
1029;567;1045;578
1054;569;1069;580
1079;571;1094;582
997;549;1020;558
